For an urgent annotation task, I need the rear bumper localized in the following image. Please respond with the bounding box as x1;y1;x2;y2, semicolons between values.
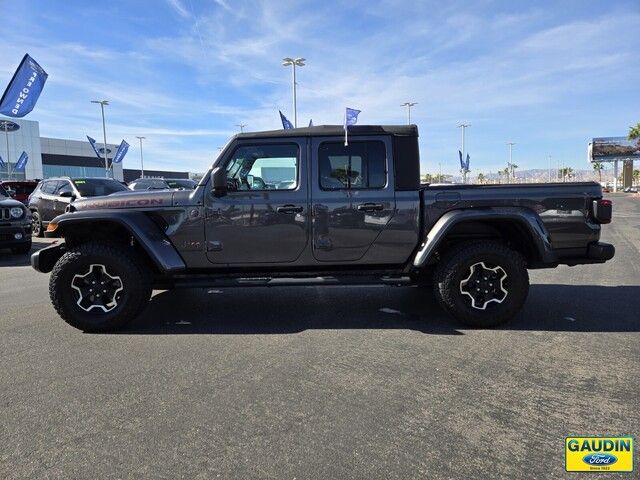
561;241;615;266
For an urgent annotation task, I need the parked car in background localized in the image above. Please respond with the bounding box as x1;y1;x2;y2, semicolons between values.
164;178;197;189
127;178;170;191
0;183;32;254
0;180;38;204
28;177;128;237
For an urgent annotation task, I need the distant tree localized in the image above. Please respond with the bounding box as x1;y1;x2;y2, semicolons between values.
633;169;639;185
510;164;519;180
628;122;640;142
592;162;604;183
559;167;574;181
477;173;486;184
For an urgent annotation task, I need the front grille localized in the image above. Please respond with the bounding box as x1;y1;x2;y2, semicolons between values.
0;208;10;220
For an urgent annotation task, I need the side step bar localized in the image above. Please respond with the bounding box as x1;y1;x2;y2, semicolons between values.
159;275;414;289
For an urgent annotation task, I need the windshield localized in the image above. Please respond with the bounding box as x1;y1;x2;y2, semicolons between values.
72;178;128;197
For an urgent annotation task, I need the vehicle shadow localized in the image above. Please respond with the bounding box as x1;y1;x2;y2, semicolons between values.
119;284;640;335
0;239;55;268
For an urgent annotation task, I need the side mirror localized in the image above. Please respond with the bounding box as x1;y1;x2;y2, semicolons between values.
59;190;76;200
211;166;227;197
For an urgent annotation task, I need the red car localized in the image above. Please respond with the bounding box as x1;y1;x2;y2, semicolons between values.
0;180;38;204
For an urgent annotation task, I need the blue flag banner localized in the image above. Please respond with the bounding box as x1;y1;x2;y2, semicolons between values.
0;155;5;168
279;110;293;129
465;153;470;171
87;135;103;159
309;119;313;127
459;150;464;169
15;151;28;171
0;54;48;118
344;107;361;146
345;107;361;126
112;139;130;164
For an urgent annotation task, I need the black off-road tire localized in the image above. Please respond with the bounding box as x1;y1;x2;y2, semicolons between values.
49;241;152;332
11;241;32;254
31;210;43;237
433;241;529;328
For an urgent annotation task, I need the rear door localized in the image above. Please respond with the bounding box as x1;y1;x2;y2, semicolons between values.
204;139;309;265
311;136;396;262
52;180;74;217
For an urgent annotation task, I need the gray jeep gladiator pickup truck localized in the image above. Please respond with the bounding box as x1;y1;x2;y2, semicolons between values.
31;125;614;332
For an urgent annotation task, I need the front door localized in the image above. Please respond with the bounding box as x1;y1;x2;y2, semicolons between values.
311;136;396;262
205;140;309;265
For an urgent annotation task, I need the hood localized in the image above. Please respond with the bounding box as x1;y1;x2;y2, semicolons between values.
0;196;26;208
72;189;176;211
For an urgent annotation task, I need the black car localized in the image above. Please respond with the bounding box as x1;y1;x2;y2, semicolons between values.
28;177;128;237
127;178;170;191
0;184;32;254
164;178;197;190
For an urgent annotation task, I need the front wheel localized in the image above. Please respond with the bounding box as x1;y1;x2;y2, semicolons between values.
49;242;152;332
433;241;529;327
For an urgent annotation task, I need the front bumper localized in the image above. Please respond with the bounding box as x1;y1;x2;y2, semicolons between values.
0;222;32;248
31;242;65;273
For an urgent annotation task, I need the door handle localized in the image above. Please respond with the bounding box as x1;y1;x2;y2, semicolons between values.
277;205;304;214
357;203;384;212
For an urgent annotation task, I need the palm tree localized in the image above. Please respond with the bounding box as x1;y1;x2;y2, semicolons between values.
510;163;519;181
633;169;639;186
593;162;604;183
628;122;640;142
477;173;486;184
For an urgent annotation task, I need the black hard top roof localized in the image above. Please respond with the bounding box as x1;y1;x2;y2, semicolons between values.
235;124;418;140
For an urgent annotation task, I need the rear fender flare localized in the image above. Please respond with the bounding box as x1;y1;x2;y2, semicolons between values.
412;207;556;267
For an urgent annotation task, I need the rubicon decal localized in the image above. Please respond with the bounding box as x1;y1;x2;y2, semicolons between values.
80;198;164;209
566;437;633;472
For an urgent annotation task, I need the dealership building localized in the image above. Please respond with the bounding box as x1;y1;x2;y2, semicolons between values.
0;118;190;182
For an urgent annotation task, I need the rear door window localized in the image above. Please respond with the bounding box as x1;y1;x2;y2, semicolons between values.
319;141;387;190
41;181;59;194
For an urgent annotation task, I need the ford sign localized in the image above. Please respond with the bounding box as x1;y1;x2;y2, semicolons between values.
582;453;617;466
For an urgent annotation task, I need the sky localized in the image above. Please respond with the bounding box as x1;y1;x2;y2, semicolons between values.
0;0;638;175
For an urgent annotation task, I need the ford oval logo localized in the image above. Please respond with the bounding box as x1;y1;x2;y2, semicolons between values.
582;453;617;465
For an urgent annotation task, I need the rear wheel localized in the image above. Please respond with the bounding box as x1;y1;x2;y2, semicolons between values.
433;241;529;327
49;241;152;332
31;210;43;237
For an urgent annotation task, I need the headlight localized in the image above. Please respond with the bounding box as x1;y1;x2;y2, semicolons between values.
10;207;24;219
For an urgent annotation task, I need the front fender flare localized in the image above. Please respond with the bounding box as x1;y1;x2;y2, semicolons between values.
412;207;556;267
46;210;186;273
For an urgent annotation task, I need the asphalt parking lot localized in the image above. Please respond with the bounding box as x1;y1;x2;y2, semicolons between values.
1;194;638;479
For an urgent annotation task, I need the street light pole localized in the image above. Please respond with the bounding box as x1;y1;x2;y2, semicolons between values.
91;100;109;177
282;57;305;127
458;123;470;184
507;142;515;184
400;102;417;124
136;136;145;178
235;124;247;133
